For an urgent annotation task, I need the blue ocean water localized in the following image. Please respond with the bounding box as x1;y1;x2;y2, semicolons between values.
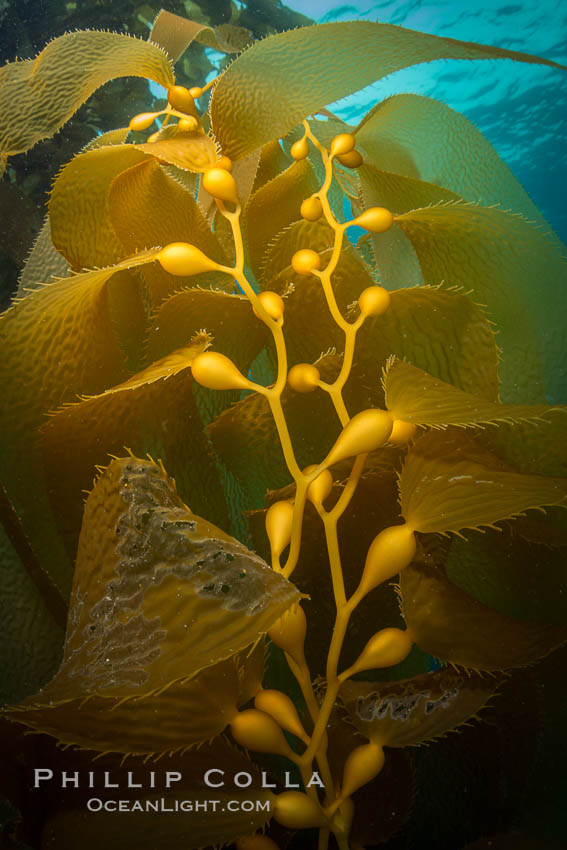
284;0;567;243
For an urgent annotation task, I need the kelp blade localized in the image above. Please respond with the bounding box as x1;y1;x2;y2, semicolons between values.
40;339;235;556
395;202;567;403
3;456;300;752
341;669;500;747
384;359;558;427
150;9;248;62
355;286;500;401
355;94;557;237
211;21;566;159
400;560;567;670
0;250;159;591
399;431;567;535
0;31;174;156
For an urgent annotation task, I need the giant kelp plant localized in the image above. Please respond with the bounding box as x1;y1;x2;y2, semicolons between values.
0;9;567;850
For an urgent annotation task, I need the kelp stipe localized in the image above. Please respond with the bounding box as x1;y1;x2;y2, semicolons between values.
0;8;567;849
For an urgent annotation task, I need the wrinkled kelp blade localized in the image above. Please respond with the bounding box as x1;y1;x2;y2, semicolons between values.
6;658;241;753
3;457;300;752
359;163;460;214
136;132;218;172
253;139;293;193
17;123;128;294
400;560;567;670
150;9;249;62
146;288;269;389
399;431;567;535
341;669;499;747
356;287;499;401
357;163;460;288
41;340;233;555
61;457;299;693
0;31;174;157
109;157;228;304
244;159;318;278
395;202;567;403
355;95;556;237
149;10;218;62
50;146;148;270
0;525;63;705
446;529;567;627
211;21;565;160
111;163;227;306
0;251;158;590
17;216;69;296
384;359;558;427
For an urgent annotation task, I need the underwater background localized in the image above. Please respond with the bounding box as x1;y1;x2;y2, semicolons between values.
0;2;566;850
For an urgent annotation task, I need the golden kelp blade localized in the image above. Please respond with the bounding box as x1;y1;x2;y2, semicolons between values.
109;158;225;263
109;158;229;305
146;289;269;383
44;744;273;849
384;359;558;427
150;9;249;63
400;560;567;670
358;162;460;214
244;159;318;278
6;658;241;753
41;340;232;557
210;21;566;160
254;139;294;194
49;145;149;271
0;251;159;590
355;95;555;235
0;31;174;157
400;430;567;535
61;456;299;693
27;128;131;282
395;202;567;403
49;146;149;270
355;163;460;288
209;357;349;497
50;140;223;273
3;456;300;752
16;216;69;295
136;132;218;172
355;287;499;401
340;670;500;748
